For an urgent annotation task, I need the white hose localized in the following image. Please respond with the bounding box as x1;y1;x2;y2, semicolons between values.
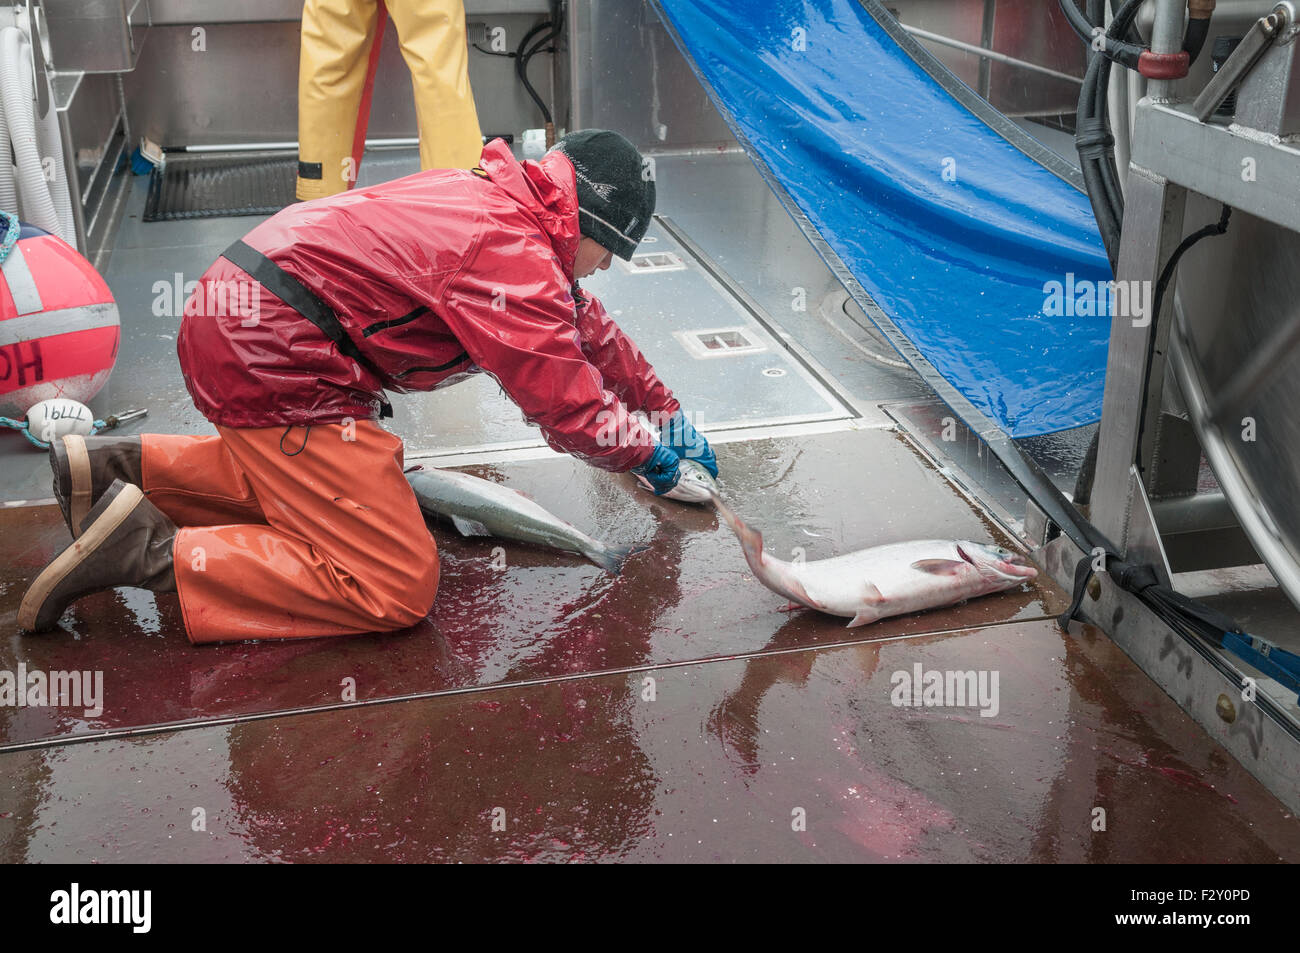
0;26;74;244
0;75;14;216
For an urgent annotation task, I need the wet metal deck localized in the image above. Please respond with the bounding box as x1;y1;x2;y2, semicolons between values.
2;429;1298;862
1;150;1297;862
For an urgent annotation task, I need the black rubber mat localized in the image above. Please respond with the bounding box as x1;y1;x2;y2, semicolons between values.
143;152;298;222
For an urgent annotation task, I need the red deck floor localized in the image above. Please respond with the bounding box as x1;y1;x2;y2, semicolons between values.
1;429;1296;861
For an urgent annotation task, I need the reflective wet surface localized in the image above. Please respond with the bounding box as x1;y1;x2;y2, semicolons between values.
3;620;1297;862
0;429;1058;748
2;427;1298;861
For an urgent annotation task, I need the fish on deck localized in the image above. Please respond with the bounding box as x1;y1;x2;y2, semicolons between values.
406;466;641;574
709;490;1038;627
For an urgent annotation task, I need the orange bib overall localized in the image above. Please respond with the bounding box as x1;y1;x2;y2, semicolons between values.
142;422;437;643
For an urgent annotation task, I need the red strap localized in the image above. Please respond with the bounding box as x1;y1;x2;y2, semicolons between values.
348;4;389;191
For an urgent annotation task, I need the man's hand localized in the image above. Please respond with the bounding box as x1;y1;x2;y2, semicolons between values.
631;443;713;503
661;409;718;478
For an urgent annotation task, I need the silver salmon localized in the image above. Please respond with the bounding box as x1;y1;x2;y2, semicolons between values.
407;466;641;574
709;490;1037;626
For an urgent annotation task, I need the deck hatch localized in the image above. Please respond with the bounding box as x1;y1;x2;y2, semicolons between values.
618;251;687;274
674;326;767;359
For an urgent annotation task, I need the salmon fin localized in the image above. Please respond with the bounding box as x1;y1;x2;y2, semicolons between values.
785;576;822;610
451;515;492;537
846;584;886;627
778;601;805;612
910;558;967;576
584;542;647;576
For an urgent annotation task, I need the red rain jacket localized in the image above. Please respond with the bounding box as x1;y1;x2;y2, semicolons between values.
177;140;678;471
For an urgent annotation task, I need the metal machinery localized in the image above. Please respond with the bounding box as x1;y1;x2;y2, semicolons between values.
1037;0;1300;810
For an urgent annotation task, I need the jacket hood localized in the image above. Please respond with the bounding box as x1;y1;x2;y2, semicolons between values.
478;138;581;281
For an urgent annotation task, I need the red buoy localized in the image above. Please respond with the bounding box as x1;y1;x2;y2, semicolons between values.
0;222;119;417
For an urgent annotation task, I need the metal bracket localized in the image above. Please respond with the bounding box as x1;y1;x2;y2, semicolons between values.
1125;464;1175;589
1192;3;1288;120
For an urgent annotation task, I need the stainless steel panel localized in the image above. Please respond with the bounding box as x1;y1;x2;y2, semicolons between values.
884;0;988;89
1170;191;1300;612
572;0;1083;150
1131;101;1300;234
43;0;149;73
1236;25;1300;135
147;0;550;24
123;15;554;146
55;71;120;201
888;0;1085;118
568;0;734;150
54;67;127;253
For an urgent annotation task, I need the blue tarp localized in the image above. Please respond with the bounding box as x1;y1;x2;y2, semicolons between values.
655;0;1111;437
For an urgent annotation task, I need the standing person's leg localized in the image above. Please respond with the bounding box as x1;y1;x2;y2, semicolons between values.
296;0;385;200
175;420;438;643
386;0;482;170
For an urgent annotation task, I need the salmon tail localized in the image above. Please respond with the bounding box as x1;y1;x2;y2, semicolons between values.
584;541;648;575
707;489;766;570
709;490;825;612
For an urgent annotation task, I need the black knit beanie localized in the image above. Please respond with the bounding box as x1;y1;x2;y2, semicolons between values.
550;129;655;260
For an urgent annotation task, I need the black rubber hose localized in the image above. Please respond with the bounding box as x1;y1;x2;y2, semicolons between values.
1092;50;1125;222
1116;0;1143;42
1075;54;1122;271
1060;0;1147;67
1130;205;1233;476
515;20;559;125
1184;16;1210;64
1059;0;1099;44
1073;0;1147;271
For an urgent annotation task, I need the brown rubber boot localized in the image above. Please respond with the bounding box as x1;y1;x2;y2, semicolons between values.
50;434;143;538
19;479;177;633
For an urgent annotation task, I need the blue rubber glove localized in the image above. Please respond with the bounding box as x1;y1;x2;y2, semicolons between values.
630;442;684;495
631;442;714;503
660;409;718;478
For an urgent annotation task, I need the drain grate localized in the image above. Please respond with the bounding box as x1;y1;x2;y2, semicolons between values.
618;251;686;274
674;326;768;359
143;152;299;222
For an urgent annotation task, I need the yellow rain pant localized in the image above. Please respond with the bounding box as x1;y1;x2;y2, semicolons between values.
296;0;483;200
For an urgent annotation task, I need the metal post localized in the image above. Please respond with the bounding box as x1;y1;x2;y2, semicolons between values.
1147;0;1189;101
977;0;995;100
1089;169;1188;553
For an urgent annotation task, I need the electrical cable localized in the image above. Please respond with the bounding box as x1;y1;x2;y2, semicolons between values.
1059;0;1146;68
516;15;563;126
471;15;565;127
1130;204;1232;481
